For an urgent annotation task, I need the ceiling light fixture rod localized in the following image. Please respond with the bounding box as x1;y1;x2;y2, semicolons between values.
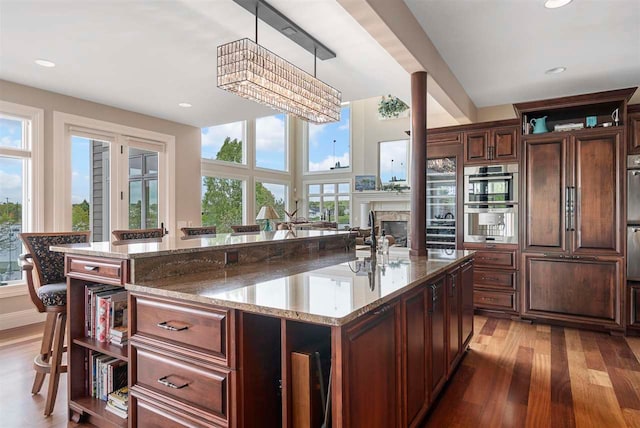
255;2;259;44
232;0;336;60
314;47;317;78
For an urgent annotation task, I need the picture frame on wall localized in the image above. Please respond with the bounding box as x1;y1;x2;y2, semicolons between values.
355;175;377;191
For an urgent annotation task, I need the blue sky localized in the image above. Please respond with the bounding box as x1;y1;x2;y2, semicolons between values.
308;106;350;171
0;118;24;204
71;136;92;204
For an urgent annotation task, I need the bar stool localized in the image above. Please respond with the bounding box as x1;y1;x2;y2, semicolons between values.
111;227;165;241
19;231;91;416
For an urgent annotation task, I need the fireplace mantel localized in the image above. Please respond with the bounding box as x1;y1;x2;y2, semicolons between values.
352;191;410;229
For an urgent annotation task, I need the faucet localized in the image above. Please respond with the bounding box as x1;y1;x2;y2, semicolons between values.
368;210;377;252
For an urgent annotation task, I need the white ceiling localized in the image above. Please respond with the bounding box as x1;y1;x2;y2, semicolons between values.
404;0;640;107
0;0;413;127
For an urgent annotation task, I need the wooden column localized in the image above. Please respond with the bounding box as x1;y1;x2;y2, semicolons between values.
410;71;428;257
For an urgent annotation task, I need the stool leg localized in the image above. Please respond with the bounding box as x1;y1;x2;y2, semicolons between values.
32;312;56;395
44;312;66;416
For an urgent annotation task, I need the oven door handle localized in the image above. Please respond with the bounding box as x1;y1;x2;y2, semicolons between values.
467;175;513;182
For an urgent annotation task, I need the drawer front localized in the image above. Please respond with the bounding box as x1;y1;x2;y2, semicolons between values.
474;250;516;269
66;256;126;284
132;346;230;421
133;295;229;362
474;290;516;311
131;394;223;428
474;269;516;289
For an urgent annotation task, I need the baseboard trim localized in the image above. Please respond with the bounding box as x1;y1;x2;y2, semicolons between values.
0;308;46;330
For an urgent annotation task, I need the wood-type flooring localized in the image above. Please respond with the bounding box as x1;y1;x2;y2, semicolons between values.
1;317;640;427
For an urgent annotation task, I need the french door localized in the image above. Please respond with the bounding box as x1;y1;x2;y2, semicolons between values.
68;128;167;241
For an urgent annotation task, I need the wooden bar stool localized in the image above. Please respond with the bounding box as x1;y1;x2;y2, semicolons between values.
19;231;91;416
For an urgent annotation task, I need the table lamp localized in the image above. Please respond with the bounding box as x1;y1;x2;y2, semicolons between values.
256;206;279;231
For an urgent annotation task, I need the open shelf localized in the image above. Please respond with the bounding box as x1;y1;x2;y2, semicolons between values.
71;396;127;427
73;337;128;362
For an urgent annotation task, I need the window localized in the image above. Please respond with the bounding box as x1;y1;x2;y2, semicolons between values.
129;148;159;229
0;103;43;287
255;114;286;171
306;182;350;228
202;175;245;233
255;181;287;222
379;140;409;185
307;105;350;172
201;121;246;164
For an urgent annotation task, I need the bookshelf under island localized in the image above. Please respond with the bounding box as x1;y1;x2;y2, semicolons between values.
55;231;475;427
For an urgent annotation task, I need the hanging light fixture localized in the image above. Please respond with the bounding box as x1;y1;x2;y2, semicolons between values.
218;0;342;124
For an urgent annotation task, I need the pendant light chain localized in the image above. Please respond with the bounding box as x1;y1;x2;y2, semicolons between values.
255;3;259;44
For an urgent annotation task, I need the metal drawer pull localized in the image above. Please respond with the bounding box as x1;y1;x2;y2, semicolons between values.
481;297;497;302
157;375;189;389
482;277;500;282
157;321;189;331
83;265;99;271
479;257;499;261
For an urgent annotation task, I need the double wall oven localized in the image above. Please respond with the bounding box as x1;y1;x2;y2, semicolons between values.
464;164;518;243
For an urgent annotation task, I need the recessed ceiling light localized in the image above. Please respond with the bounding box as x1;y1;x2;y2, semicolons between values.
178;102;192;108
544;0;573;9
545;66;567;75
34;59;56;68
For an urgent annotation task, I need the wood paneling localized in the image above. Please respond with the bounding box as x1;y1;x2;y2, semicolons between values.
464;130;490;163
491;126;518;161
628;109;640;154
460;261;475;347
447;268;461;372
524;136;568;251
429;276;447;397
573;131;622;254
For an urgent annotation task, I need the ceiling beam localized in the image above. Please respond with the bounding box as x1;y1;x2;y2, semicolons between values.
338;0;477;124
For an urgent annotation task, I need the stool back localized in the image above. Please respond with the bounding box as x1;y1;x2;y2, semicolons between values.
112;228;165;241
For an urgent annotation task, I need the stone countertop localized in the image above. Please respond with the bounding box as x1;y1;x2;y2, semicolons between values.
126;248;474;326
50;229;351;260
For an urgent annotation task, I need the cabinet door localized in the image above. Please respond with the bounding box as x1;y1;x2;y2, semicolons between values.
343;301;401;427
630;286;640;328
427;132;462;146
629;112;640;154
523;135;569;253
428;275;447;397
464;130;490;163
447;269;460;372
523;255;621;325
460;261;474;347
402;285;429;427
491;126;518;162
572;131;623;255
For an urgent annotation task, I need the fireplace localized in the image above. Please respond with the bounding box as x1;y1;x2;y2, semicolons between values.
382;220;408;247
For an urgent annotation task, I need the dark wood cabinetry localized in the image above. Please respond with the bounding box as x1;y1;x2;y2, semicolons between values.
446;267;461;373
523;255;622;329
629;286;640;330
627;104;640;154
464;125;518;164
428;275;447;398
460;261;474;347
341;300;401;427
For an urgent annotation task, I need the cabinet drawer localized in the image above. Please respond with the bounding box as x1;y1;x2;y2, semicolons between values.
474;269;516;289
132;345;230;423
132;295;230;364
66;256;126;285
474;250;516;269
474;290;516;311
131;394;223;428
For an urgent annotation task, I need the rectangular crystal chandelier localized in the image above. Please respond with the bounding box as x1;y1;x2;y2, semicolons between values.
217;38;342;124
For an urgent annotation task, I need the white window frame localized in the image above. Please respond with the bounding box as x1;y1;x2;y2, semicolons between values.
254;114;289;174
201;120;248;168
0;101;44;296
303;104;353;175
52;112;176;235
201;163;250;225
303;178;352;226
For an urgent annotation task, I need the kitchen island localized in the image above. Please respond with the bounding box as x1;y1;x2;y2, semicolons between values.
53;230;474;427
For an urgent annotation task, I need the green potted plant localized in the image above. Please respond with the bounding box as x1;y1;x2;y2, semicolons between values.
378;95;409;119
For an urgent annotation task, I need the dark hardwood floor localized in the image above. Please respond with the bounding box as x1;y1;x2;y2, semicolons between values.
2;317;640;427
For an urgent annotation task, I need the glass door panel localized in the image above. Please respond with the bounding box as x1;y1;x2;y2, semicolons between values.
128;147;159;229
427;157;456;250
71;136;110;242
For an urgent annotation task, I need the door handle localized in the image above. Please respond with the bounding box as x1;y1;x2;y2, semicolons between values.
566;187;571;232
570;187;577;232
633;171;640;176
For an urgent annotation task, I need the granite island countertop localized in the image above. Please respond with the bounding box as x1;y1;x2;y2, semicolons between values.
126;248;474;326
50;229;352;260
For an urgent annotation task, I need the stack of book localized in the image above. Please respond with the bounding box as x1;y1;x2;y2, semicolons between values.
89;352;128;402
106;386;129;419
110;326;128;347
85;284;127;343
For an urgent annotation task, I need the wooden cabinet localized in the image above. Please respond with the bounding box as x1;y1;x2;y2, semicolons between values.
428;275;447;397
628;106;640;154
65;256;129;427
523;255;623;329
628;285;640;331
465;243;518;316
129;293;237;427
402;285;429;427
446;267;461;373
427;131;462;146
131;395;222;428
464;125;518;164
523;129;623;256
460;260;474;347
341;300;401;427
